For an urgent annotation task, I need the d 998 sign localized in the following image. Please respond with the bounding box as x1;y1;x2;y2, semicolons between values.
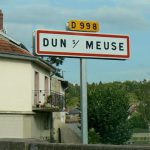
67;20;99;32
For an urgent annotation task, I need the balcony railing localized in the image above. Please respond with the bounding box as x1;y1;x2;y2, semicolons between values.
32;90;65;112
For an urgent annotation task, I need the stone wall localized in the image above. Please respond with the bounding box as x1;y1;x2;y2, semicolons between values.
0;139;150;150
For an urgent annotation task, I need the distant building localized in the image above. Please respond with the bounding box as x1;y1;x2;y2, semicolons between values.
66;108;80;123
0;10;67;140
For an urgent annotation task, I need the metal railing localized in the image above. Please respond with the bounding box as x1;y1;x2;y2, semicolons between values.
49;90;65;110
33;90;65;111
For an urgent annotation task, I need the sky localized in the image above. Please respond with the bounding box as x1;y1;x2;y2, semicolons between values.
1;0;150;84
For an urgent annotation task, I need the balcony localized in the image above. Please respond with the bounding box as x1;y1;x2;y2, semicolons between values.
32;90;65;112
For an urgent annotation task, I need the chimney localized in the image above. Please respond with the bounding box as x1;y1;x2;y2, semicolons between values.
0;9;3;31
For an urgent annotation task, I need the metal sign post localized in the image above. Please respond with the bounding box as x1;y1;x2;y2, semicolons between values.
34;22;130;145
80;58;88;144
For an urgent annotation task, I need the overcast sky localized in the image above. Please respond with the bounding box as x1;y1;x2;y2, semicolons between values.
1;0;150;84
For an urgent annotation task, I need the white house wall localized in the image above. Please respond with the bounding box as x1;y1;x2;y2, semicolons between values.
60;84;65;95
0;58;51;110
0;57;52;139
31;63;50;105
51;77;61;94
0;58;32;111
23;114;50;139
0;114;24;138
0;113;51;139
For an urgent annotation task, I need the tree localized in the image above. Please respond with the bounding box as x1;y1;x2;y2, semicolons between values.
46;56;65;66
136;80;150;130
46;57;65;77
88;83;132;144
65;83;80;110
129;112;148;130
40;56;65;77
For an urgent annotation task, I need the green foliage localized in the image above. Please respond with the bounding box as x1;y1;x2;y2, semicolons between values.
36;56;65;77
46;57;65;77
129;113;148;129
66;80;150;143
54;69;63;78
46;56;65;66
88;83;132;144
65;83;80;109
136;81;150;123
66;97;79;109
88;128;102;144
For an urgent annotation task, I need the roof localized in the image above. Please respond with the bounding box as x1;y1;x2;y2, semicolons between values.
0;31;32;56
0;32;56;72
0;38;32;56
69;108;80;115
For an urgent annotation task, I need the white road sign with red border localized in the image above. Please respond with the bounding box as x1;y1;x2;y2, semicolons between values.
35;30;130;59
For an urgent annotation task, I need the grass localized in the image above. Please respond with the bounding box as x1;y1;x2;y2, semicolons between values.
133;128;149;133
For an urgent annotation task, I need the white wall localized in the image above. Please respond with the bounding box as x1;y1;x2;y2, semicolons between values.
31;63;50;105
51;77;60;93
23;113;50;139
60;84;65;95
0;58;51;110
0;58;52;139
0;114;24;138
0;113;51;139
0;58;32;111
30;113;51;139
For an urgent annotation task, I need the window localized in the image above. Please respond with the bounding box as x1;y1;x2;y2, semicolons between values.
34;71;39;103
45;76;49;97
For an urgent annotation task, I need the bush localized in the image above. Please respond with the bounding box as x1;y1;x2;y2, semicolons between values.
88;128;102;144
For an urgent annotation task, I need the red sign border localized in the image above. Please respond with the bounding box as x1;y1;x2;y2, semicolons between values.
35;30;130;59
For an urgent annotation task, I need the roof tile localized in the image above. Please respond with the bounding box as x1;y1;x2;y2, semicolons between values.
0;38;32;56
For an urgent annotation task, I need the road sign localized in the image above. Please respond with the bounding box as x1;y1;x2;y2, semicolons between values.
35;30;130;60
67;20;99;32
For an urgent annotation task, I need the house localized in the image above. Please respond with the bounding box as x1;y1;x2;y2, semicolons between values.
51;75;68;111
66;108;80;123
0;9;66;140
